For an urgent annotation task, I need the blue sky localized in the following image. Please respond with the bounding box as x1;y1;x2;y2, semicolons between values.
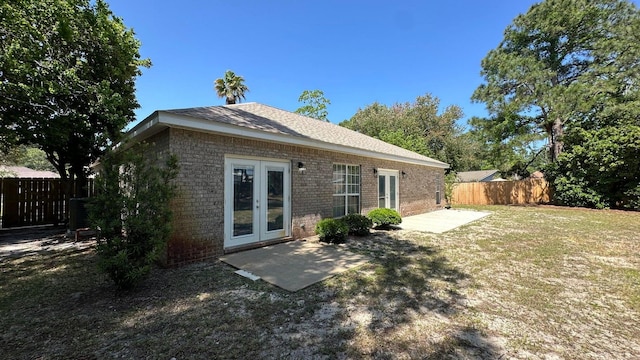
105;1;568;127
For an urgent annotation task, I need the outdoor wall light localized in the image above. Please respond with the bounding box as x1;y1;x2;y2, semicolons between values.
373;168;378;175
297;162;306;174
402;171;407;178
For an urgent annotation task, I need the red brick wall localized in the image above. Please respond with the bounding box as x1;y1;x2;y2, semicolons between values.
160;128;445;264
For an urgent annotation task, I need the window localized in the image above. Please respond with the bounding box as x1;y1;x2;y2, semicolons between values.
333;164;360;217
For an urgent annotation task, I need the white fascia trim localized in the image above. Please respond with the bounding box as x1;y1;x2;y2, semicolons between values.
141;112;449;169
129;112;160;139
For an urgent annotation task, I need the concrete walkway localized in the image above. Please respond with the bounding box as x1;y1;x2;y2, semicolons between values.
400;209;491;233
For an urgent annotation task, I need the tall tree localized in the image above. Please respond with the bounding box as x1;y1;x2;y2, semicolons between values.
468;115;547;178
295;89;331;121
472;0;640;208
214;70;249;104
341;94;483;171
0;0;149;196
472;0;640;162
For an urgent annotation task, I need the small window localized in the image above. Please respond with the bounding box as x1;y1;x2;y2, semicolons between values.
333;164;360;217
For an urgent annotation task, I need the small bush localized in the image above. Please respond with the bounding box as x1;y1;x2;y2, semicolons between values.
367;208;402;229
341;214;372;236
315;218;349;244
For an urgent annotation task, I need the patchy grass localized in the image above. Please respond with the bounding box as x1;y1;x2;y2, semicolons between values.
1;205;639;359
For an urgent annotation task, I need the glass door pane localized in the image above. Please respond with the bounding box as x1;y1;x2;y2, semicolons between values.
390;175;397;210
233;165;254;237
266;168;284;231
378;175;386;208
226;158;290;248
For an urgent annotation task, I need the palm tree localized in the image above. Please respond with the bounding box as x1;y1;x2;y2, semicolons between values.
214;70;249;104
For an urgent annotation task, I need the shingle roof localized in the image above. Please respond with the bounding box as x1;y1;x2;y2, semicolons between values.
0;166;60;178
456;169;500;182
138;102;448;168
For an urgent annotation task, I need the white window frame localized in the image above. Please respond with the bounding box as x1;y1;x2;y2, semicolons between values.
332;164;360;217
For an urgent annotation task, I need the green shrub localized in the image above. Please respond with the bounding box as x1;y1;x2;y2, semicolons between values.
315;218;349;244
544;125;640;210
367;208;402;229
341;214;372;236
89;143;179;290
444;172;458;208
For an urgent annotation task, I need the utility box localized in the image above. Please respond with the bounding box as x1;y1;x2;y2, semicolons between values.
69;197;90;231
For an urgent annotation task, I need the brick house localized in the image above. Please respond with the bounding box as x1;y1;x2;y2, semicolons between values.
129;103;448;266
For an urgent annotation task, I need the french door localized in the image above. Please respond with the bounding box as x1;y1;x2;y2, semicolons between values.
224;158;290;248
378;169;399;211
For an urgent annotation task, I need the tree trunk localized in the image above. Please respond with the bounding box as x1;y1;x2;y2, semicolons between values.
549;118;564;162
63;172;73;225
75;172;89;198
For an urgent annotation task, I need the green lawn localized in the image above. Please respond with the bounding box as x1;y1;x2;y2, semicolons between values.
1;205;638;359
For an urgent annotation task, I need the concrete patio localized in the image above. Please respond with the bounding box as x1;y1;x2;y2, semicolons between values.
220;240;369;292
400;209;491;233
221;209;491;291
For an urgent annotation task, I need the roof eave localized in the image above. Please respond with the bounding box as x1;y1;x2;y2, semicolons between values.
129;111;450;169
127;111;165;142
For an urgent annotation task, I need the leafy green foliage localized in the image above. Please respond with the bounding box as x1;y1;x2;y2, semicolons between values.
88;144;179;290
473;0;637;160
377;129;431;157
367;208;402;229
546;125;640;209
0;145;57;172
214;70;249;104
340;94;483;171
341;214;372;236
315;218;349;244
468;115;548;178
0;0;149;192
0;168;16;177
472;0;640;208
472;0;640;162
444;172;458;207
295;89;331;121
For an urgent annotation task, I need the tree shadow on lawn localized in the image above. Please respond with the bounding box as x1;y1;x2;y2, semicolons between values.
313;230;504;359
1;229;504;359
0;238;332;359
0;226;87;260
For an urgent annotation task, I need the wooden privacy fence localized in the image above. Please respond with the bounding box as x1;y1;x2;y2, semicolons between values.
451;179;551;206
0;178;94;228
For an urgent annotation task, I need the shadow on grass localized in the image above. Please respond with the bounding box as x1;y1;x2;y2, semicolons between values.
0;228;503;359
424;326;503;360
0;226;77;259
313;230;503;358
0;233;319;358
